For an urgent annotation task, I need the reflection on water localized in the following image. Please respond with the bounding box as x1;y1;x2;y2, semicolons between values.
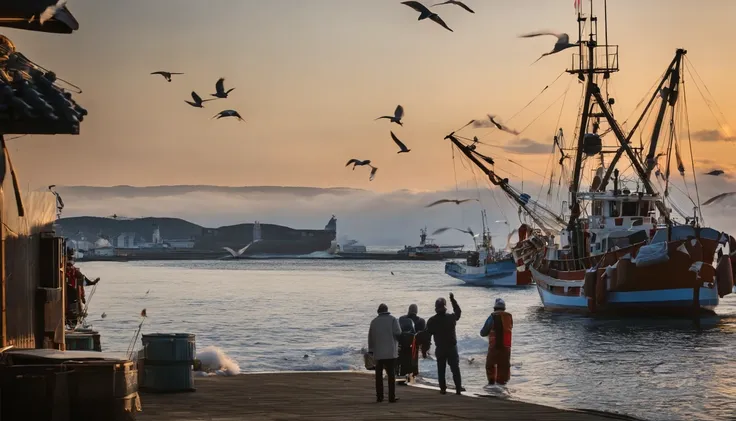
80;259;736;421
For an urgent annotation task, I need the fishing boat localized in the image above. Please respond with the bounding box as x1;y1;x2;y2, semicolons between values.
443;0;734;315
398;227;465;258
444;211;533;287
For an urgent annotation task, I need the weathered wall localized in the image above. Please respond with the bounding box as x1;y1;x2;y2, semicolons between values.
1;166;56;348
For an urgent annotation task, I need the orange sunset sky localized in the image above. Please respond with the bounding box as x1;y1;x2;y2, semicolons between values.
6;0;736;193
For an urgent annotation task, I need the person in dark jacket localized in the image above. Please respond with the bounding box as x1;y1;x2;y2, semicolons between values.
425;293;463;395
399;304;428;381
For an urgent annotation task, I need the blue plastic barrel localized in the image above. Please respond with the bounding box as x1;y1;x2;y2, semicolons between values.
140;333;196;392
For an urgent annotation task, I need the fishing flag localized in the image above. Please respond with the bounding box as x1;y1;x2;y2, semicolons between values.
574;0;582;14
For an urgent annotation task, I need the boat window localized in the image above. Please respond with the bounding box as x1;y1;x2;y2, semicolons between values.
622;201;638;217
609;201;620;217
639;201;651;216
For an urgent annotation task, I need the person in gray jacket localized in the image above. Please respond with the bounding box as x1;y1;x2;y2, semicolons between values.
368;303;402;403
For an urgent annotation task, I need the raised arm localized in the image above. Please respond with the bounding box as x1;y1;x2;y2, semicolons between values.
450;293;461;321
480;315;493;337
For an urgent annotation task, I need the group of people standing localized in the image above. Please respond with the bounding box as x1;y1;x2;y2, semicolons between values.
368;294;512;403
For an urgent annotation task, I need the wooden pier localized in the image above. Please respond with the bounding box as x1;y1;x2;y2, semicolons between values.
138;372;637;421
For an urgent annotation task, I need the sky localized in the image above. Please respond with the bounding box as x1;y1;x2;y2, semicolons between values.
6;0;736;195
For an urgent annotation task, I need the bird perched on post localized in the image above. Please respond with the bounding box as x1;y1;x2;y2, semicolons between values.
151;71;184;82
401;1;454;32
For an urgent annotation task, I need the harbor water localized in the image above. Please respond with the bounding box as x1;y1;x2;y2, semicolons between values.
80;259;736;421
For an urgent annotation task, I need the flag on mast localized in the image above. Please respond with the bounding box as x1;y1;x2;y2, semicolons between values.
574;0;582;12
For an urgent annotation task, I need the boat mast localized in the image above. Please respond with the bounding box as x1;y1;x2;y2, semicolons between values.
444;134;564;234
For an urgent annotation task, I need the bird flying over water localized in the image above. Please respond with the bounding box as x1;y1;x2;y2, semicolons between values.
425;198;479;208
706;170;725;176
390;131;411;153
432;0;475;13
185;91;214;108
702;192;736;206
401;1;454;32
212;110;244;121
151;71;184;82
519;31;578;64
375;105;404;126
211;78;235;99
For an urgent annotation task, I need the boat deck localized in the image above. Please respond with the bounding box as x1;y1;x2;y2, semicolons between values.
137;372;635;421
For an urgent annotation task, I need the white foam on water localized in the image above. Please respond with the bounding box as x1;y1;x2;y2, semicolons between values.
195;346;241;376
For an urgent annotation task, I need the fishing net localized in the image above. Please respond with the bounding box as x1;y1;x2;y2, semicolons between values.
0;34;86;135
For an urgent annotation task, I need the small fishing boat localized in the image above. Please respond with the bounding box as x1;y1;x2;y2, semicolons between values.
444;212;533;287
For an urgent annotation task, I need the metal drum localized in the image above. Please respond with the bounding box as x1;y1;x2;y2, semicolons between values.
140;333;196;392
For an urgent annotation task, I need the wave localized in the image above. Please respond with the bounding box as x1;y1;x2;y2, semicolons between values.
194;346;241;376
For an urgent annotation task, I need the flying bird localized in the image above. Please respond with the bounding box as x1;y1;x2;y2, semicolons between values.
486;114;520;135
702;192;736;206
401;1;454;32
212;78;235;99
425;198;479;208
345;159;372;169
519;31;578;64
369;167;378;181
151;71;184;82
185;91;214;108
432;227;477;237
375;105;404;126
706;170;725;176
390;131;411;153
37;0;67;25
212;110;244;121
345;159;377;181
101;312;107;319
432;0;475;13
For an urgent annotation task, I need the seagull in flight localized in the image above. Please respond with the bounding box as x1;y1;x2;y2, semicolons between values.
345;159;377;181
211;78;235;99
425;198;479;208
486;114;520;135
401;1;453;32
432;0;475;13
432;227;478;238
151;71;184;82
519;31;579;64
185;91;214;108
345;159;372;169
212;110;244;121
375;105;404;126
706;170;725;176
390;131;411;154
702;192;736;206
